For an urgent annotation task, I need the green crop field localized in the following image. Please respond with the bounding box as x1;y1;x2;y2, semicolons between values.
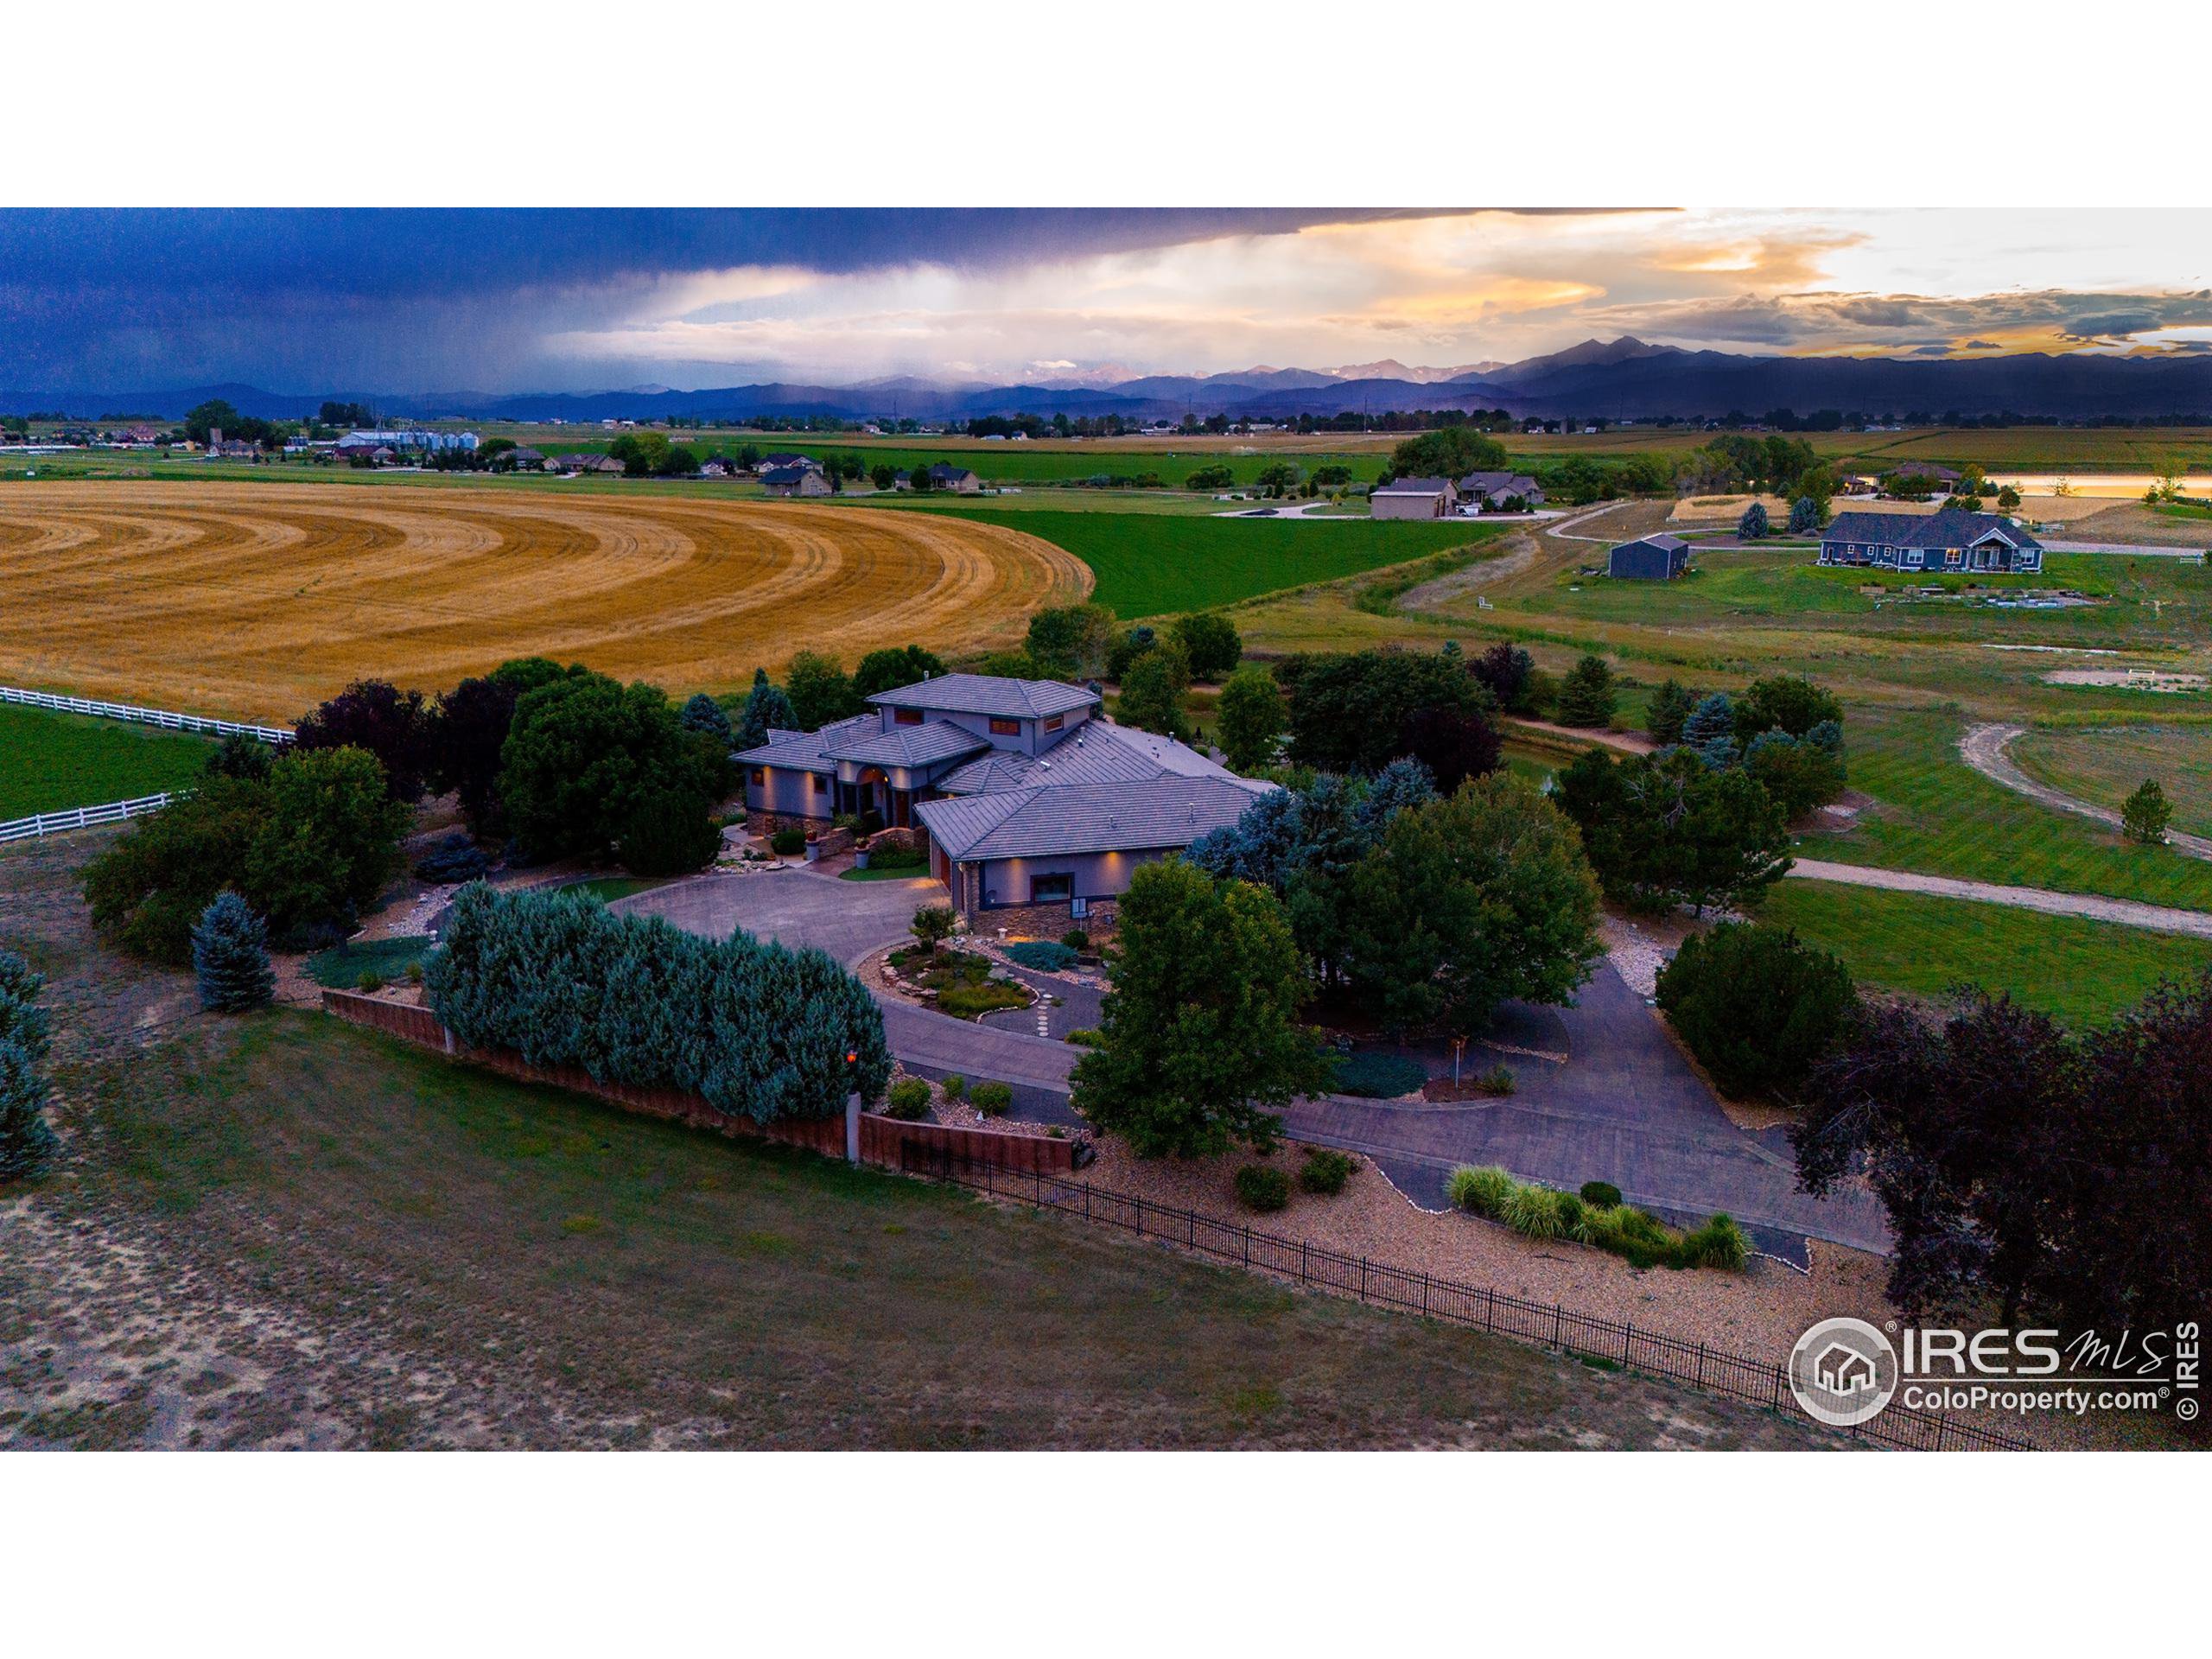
1751;880;2212;1029
2010;723;2212;839
0;703;213;819
926;508;1509;618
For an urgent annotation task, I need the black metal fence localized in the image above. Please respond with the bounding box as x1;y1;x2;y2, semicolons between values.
899;1142;2029;1452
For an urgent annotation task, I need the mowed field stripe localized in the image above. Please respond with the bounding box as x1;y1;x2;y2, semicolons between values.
0;481;1092;721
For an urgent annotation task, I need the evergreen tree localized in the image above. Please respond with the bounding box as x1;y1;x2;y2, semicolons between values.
1644;678;1695;746
1737;501;1769;540
679;692;734;746
1787;496;1822;535
192;891;276;1012
2121;779;2172;846
1555;654;1617;728
0;1039;59;1180
735;669;800;749
1681;691;1737;749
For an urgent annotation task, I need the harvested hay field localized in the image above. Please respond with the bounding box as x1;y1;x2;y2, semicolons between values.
0;481;1090;721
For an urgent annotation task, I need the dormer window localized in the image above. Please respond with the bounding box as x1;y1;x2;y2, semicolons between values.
893;707;924;726
1044;714;1065;732
989;717;1020;736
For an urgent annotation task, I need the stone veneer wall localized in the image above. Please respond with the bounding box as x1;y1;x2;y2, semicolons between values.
964;898;1118;944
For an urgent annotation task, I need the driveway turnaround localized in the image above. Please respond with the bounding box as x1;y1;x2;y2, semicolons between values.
617;871;1887;1262
613;867;1085;1115
1960;721;2212;862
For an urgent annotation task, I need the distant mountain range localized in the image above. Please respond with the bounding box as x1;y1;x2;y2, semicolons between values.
10;338;2212;424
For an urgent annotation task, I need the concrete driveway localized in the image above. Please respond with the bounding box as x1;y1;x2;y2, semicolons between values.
613;867;1086;1118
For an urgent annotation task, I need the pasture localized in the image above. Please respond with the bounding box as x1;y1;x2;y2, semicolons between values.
1749;880;2212;1030
0;702;214;819
0;480;1089;721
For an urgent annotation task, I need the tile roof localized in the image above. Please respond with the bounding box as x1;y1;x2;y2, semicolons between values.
1457;471;1542;496
1374;475;1453;495
868;673;1099;720
822;721;989;769
917;774;1271;862
1822;510;2041;551
734;715;875;772
935;719;1236;794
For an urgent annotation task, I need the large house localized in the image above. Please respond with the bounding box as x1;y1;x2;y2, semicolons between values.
1817;509;2044;575
1457;470;1547;510
1370;475;1459;518
762;465;833;497
737;673;1268;931
926;462;982;493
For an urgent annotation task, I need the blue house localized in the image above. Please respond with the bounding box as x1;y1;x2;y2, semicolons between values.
1608;533;1689;581
1817;509;2043;574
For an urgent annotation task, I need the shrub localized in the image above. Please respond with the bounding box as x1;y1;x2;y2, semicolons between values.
770;827;805;856
937;982;1029;1020
1656;922;1857;1100
1005;940;1077;972
191;892;275;1013
885;1077;931;1120
413;833;492;884
1583;1204;1680;1269
1446;1164;1516;1217
1331;1051;1427;1098
1059;930;1090;951
1065;1027;1103;1047
1580;1179;1624;1209
1503;1183;1571;1239
1678;1213;1750;1271
1235;1164;1291;1212
969;1080;1014;1116
618;788;723;875
356;970;385;993
425;882;891;1123
1474;1065;1516;1096
0;1039;60;1181
1299;1147;1355;1195
910;902;957;953
939;1073;966;1101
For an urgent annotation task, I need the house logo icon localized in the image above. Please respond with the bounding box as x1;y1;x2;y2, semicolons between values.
1788;1318;1899;1427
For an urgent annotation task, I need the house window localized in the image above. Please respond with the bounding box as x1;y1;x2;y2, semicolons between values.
811;774;828;794
989;717;1020;736
750;767;766;786
893;707;924;726
1031;873;1073;904
1044;714;1064;732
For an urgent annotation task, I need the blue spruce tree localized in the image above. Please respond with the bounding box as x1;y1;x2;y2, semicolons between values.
192;892;276;1012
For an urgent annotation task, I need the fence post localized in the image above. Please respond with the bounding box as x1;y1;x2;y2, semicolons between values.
1359;1257;1367;1303
1695;1342;1706;1388
1300;1238;1308;1283
1622;1320;1631;1368
1553;1304;1563;1349
1486;1287;1496;1332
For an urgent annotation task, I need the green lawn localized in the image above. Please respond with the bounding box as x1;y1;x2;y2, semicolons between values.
1751;880;2212;1028
303;934;436;989
1801;704;2212;912
2010;723;2212;840
934;509;1508;618
0;703;214;819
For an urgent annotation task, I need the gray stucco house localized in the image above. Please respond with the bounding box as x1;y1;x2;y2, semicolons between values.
1817;509;2043;574
1457;470;1547;509
736;672;1269;931
1370;475;1459;518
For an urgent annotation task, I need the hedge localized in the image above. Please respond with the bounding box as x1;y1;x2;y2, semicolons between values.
1004;939;1078;972
425;881;890;1123
1331;1050;1427;1098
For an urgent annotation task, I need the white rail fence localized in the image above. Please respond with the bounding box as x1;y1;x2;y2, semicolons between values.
2;684;292;744
0;791;175;845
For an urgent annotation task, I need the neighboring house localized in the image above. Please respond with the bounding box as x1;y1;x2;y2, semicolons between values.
760;451;820;473
927;462;982;493
697;457;730;477
1817;509;2044;574
736;672;1268;932
1607;533;1690;581
1457;470;1547;509
1884;461;1961;493
552;452;624;474
503;446;547;471
762;464;833;497
1370;474;1459;518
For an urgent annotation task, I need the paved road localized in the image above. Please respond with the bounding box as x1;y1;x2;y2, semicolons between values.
1959;721;2212;862
1789;858;2212;938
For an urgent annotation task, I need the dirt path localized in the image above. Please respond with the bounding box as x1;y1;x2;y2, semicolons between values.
1501;715;1654;754
1789;858;2212;938
1395;532;1539;609
1959;722;2212;861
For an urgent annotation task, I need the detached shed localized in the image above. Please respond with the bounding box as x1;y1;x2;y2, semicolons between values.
1607;533;1689;581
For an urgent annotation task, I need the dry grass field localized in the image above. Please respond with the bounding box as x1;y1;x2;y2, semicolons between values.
0;481;1088;721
